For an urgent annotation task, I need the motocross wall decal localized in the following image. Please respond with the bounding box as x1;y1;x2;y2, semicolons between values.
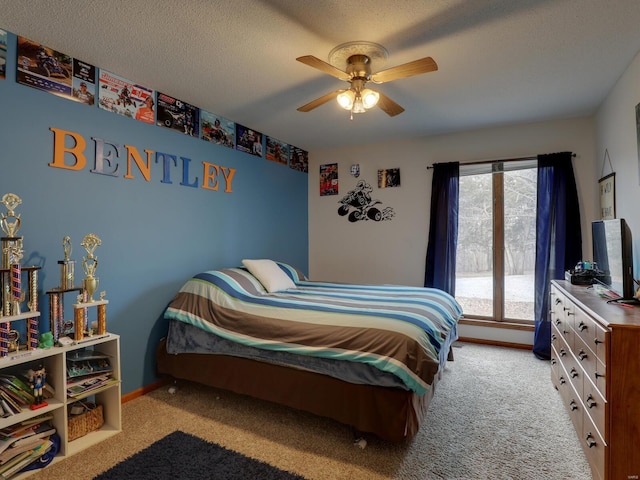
338;180;395;223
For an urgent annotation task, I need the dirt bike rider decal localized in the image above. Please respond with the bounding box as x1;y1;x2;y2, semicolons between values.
338;180;395;223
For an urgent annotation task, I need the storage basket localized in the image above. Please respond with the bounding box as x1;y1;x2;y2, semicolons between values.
67;402;104;441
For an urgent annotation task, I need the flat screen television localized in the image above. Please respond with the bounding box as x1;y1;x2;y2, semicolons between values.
592;218;635;300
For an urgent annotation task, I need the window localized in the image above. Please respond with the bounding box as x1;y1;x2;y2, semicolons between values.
455;160;537;323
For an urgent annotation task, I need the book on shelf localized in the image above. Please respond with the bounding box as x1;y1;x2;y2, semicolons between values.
0;387;28;409
0;438;53;479
66;350;112;379
0;436;50;465
0;376;34;405
0;415;55;456
67;374;115;397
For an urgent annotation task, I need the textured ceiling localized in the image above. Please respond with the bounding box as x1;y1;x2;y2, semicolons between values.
2;0;640;151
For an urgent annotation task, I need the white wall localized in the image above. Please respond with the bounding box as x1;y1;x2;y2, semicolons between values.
596;49;640;280
309;117;597;286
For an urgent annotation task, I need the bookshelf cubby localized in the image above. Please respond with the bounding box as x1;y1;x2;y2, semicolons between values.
0;333;121;477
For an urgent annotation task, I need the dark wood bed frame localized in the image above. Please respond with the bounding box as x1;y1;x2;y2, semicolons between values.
156;337;452;442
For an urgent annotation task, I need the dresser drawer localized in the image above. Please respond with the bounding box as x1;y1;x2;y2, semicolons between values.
574;308;608;366
556;361;584;436
582;413;606;480
551;287;574;347
583;378;606;440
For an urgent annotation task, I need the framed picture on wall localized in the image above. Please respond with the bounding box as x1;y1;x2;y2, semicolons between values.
598;172;615;220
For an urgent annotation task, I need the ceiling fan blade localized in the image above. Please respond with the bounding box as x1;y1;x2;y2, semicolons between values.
376;91;405;117
297;89;345;112
296;55;350;81
370;57;438;83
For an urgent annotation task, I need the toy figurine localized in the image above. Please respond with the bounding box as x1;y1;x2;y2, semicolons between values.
27;364;48;409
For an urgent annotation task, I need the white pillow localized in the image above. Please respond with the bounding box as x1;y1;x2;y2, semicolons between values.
242;259;296;293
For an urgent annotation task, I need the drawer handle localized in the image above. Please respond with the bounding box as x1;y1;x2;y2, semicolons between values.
555;318;562;326
551;334;556;341
566;311;575;316
594;338;602;345
569;400;578;411
586;395;597;409
585;433;597;448
578;350;588;361
563;330;569;335
563;306;570;311
570;368;579;378
595;372;605;379
555;298;561;305
559;376;566;385
551;358;557;365
560;349;567;357
578;322;587;331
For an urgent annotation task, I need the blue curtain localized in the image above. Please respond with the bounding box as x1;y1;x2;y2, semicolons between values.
533;152;582;359
424;162;459;295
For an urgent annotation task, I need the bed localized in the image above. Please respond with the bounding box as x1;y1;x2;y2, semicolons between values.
156;260;462;442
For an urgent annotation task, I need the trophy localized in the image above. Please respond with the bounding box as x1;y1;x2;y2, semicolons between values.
58;236;75;289
81;233;101;302
1;193;23;269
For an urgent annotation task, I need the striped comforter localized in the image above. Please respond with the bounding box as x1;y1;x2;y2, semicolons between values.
164;264;463;395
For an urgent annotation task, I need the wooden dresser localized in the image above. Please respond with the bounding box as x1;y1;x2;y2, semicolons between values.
550;280;640;480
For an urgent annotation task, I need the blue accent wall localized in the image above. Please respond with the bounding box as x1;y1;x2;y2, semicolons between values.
0;32;308;394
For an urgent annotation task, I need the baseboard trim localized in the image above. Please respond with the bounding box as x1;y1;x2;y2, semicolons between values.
121;378;170;404
457;336;532;351
459;318;534;331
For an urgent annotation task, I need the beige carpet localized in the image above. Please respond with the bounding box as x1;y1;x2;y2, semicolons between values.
32;343;593;480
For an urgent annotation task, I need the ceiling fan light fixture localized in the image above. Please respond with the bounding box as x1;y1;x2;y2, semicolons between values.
361;88;379;109
337;90;355;110
352;95;366;114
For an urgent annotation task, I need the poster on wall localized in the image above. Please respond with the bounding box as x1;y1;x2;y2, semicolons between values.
98;70;155;123
377;168;401;188
236;124;263;157
320;163;339;196
289;146;308;173
0;29;6;80
201;110;235;148
265;136;289;165
156;92;200;136
17;36;75;98
70;59;96;106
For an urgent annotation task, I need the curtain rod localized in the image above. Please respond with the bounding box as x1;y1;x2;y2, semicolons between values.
426;153;576;169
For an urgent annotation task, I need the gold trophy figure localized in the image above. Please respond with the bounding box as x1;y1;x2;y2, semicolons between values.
0;193;22;238
81;233;101;302
59;236;75;289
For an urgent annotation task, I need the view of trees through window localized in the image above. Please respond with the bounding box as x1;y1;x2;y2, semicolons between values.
455;166;537;322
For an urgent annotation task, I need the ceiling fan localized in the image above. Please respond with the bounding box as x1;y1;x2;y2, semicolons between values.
296;41;438;118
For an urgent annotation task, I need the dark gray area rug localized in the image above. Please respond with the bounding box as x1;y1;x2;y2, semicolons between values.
93;430;307;480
